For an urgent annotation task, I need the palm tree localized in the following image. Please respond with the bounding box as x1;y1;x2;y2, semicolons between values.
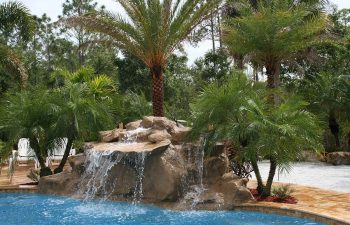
65;0;221;116
190;73;321;196
0;1;36;88
53;81;113;174
299;73;350;149
0;88;61;176
223;0;329;89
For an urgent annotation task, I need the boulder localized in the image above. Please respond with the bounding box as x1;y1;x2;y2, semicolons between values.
171;127;191;144
326;151;350;165
204;154;230;183
125;120;142;130
140;116;154;128
148;130;171;143
99;128;124;142
153;117;177;133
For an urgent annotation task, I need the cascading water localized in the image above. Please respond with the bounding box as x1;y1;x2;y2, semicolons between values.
77;128;150;203
77;150;124;201
183;136;207;208
132;151;146;204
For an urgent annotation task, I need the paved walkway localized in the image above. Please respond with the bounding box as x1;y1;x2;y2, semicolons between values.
247;181;350;224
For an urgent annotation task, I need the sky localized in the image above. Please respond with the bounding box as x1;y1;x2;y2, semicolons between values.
2;0;349;65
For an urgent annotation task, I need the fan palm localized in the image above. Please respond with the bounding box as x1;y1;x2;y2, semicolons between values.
65;0;221;116
223;0;329;89
0;1;36;87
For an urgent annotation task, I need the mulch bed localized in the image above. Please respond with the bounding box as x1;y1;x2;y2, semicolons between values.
249;188;298;204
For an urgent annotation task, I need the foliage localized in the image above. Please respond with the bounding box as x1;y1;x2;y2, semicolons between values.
65;0;221;116
192;49;231;84
223;0;329;87
272;184;295;200
190;72;322;196
27;168;40;182
0;1;36;92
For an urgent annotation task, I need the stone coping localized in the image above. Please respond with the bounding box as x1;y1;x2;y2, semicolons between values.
235;204;350;225
0;185;37;193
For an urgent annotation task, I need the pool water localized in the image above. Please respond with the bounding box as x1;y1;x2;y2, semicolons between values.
0;193;325;225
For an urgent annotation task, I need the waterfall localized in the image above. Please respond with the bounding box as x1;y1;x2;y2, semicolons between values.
77;128;150;203
122;127;150;144
78;150;124;201
132;151;146;204
183;136;207;208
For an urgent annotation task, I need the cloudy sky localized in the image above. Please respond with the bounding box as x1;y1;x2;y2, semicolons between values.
3;0;349;64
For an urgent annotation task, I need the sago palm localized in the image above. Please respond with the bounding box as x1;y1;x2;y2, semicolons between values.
65;0;221;116
223;0;329;89
0;1;36;87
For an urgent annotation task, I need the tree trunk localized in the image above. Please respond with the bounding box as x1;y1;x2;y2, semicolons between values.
265;60;280;89
210;11;216;54
328;114;340;149
262;158;277;197
251;160;264;194
54;138;74;174
29;137;52;177
151;65;164;117
234;54;244;70
265;60;281;104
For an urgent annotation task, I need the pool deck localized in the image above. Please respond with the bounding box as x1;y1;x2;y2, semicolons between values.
245;181;350;225
0;164;349;224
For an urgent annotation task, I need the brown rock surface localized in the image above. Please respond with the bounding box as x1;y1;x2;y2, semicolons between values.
326;151;350;165
148;130;171;143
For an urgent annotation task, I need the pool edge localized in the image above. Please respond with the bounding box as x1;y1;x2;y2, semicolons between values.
235;204;350;225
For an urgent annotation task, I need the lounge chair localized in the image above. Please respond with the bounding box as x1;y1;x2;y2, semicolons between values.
15;138;39;169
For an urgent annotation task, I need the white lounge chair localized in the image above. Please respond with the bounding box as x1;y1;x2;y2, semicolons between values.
47;138;76;166
15;138;39;169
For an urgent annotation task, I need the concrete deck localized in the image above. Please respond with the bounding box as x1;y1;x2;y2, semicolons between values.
246;181;350;224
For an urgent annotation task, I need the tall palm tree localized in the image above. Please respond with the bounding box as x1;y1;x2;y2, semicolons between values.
223;0;329;89
65;0;221;116
0;1;36;88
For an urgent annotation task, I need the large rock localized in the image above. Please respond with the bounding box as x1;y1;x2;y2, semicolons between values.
171;127;191;144
99;128;124;142
326;152;350;165
148;130;171;143
125;120;142;130
204;154;230;183
140;116;154;128
38;117;254;210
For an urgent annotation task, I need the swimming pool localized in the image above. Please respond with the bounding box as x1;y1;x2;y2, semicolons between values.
0;193;325;225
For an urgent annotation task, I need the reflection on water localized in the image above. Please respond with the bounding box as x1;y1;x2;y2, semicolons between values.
252;161;350;192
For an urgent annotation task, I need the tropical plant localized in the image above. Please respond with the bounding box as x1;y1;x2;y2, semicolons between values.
190;72;322;196
298;73;350;150
272;184;295;200
53;82;113;173
223;0;329;89
0;1;36;89
0;88;61;176
65;0;221;116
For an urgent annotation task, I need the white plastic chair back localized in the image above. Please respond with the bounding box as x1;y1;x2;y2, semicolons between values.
53;138;68;156
17;138;35;157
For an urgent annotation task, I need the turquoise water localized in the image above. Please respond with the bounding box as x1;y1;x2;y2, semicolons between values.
0;193;325;225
